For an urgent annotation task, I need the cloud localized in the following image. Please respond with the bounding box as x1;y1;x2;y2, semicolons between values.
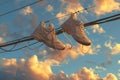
92;24;105;34
21;6;33;15
43;44;101;62
46;5;54;12
95;66;106;71
70;67;100;80
51;67;117;80
56;0;84;23
16;6;38;29
94;0;120;15
21;6;38;28
104;40;113;49
118;60;120;64
0;55;59;80
50;67;100;80
56;12;68;24
61;0;84;13
45;45;78;62
103;73;118;80
0;55;118;80
77;44;101;55
105;41;120;55
111;43;120;55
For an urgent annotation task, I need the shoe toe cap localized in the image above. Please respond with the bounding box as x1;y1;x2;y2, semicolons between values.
72;34;92;46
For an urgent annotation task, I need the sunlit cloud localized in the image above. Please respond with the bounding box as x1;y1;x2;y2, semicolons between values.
118;60;120;64
61;0;84;13
56;12;68;24
94;0;120;15
92;24;105;34
50;67;100;80
103;73;118;80
46;5;54;12
0;55;59;80
111;43;120;55
105;41;120;55
19;6;38;28
45;45;79;62
0;55;118;80
56;0;84;23
21;6;33;15
43;44;101;62
77;44;101;55
95;66;106;71
104;40;113;49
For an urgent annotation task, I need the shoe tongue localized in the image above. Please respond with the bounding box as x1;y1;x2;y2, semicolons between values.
70;13;77;20
47;23;54;31
40;22;45;26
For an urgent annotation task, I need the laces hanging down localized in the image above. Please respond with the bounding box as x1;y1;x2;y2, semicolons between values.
32;22;66;50
61;13;91;46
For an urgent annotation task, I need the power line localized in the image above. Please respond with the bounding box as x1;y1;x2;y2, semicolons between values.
84;13;120;26
0;42;41;53
0;0;43;17
0;36;34;47
0;44;17;52
96;16;120;24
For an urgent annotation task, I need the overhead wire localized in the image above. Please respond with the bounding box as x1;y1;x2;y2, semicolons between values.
26;41;43;50
0;44;17;52
84;13;120;26
0;41;41;53
95;16;120;24
0;0;44;17
0;36;34;47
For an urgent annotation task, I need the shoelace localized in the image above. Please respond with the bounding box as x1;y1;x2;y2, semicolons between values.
63;33;73;49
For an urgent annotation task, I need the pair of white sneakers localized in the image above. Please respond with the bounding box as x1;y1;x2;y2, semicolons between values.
32;13;91;50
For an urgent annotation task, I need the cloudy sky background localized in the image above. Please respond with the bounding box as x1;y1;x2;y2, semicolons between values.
0;0;120;80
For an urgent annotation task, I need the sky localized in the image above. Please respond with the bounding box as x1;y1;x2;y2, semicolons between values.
0;0;120;80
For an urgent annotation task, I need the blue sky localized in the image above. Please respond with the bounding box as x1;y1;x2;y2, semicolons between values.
0;0;120;80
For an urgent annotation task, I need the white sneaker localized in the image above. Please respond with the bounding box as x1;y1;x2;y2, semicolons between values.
32;22;66;50
61;13;91;46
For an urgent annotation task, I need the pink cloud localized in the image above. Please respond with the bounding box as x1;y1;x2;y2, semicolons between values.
94;0;120;15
